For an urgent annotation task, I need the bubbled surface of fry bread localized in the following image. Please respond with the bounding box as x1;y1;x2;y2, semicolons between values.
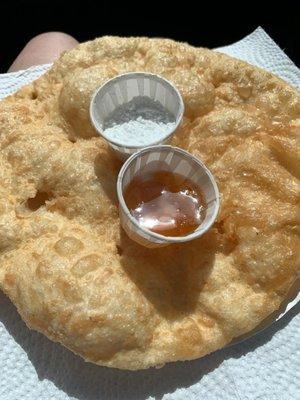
0;37;299;370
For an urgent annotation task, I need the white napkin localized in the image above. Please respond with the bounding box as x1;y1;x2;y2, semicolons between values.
0;27;299;400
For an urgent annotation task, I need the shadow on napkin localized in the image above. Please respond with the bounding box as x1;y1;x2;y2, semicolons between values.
0;291;299;400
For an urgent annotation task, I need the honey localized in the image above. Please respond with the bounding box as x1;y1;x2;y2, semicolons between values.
124;170;206;237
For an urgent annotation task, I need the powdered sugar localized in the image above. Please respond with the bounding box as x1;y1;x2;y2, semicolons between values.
103;96;176;146
104;117;176;146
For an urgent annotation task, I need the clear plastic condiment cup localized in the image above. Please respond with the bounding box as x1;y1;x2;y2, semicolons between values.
90;72;184;160
117;145;220;248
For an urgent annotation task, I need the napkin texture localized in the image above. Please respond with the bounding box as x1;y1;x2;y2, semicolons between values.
0;27;299;400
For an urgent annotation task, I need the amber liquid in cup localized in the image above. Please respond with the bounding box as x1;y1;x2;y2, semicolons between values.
124;170;207;237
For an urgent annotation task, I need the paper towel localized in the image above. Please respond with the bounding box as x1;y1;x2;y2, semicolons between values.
0;27;299;400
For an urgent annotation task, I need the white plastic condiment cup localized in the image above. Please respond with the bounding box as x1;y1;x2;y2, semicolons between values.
90;72;184;160
117;145;220;248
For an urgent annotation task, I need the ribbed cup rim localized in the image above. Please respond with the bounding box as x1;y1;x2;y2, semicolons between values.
117;145;220;244
90;72;185;150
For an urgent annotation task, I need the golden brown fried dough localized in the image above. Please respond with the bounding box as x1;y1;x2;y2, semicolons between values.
0;37;299;370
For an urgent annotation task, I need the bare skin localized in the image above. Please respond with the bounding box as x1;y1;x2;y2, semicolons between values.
8;32;78;72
